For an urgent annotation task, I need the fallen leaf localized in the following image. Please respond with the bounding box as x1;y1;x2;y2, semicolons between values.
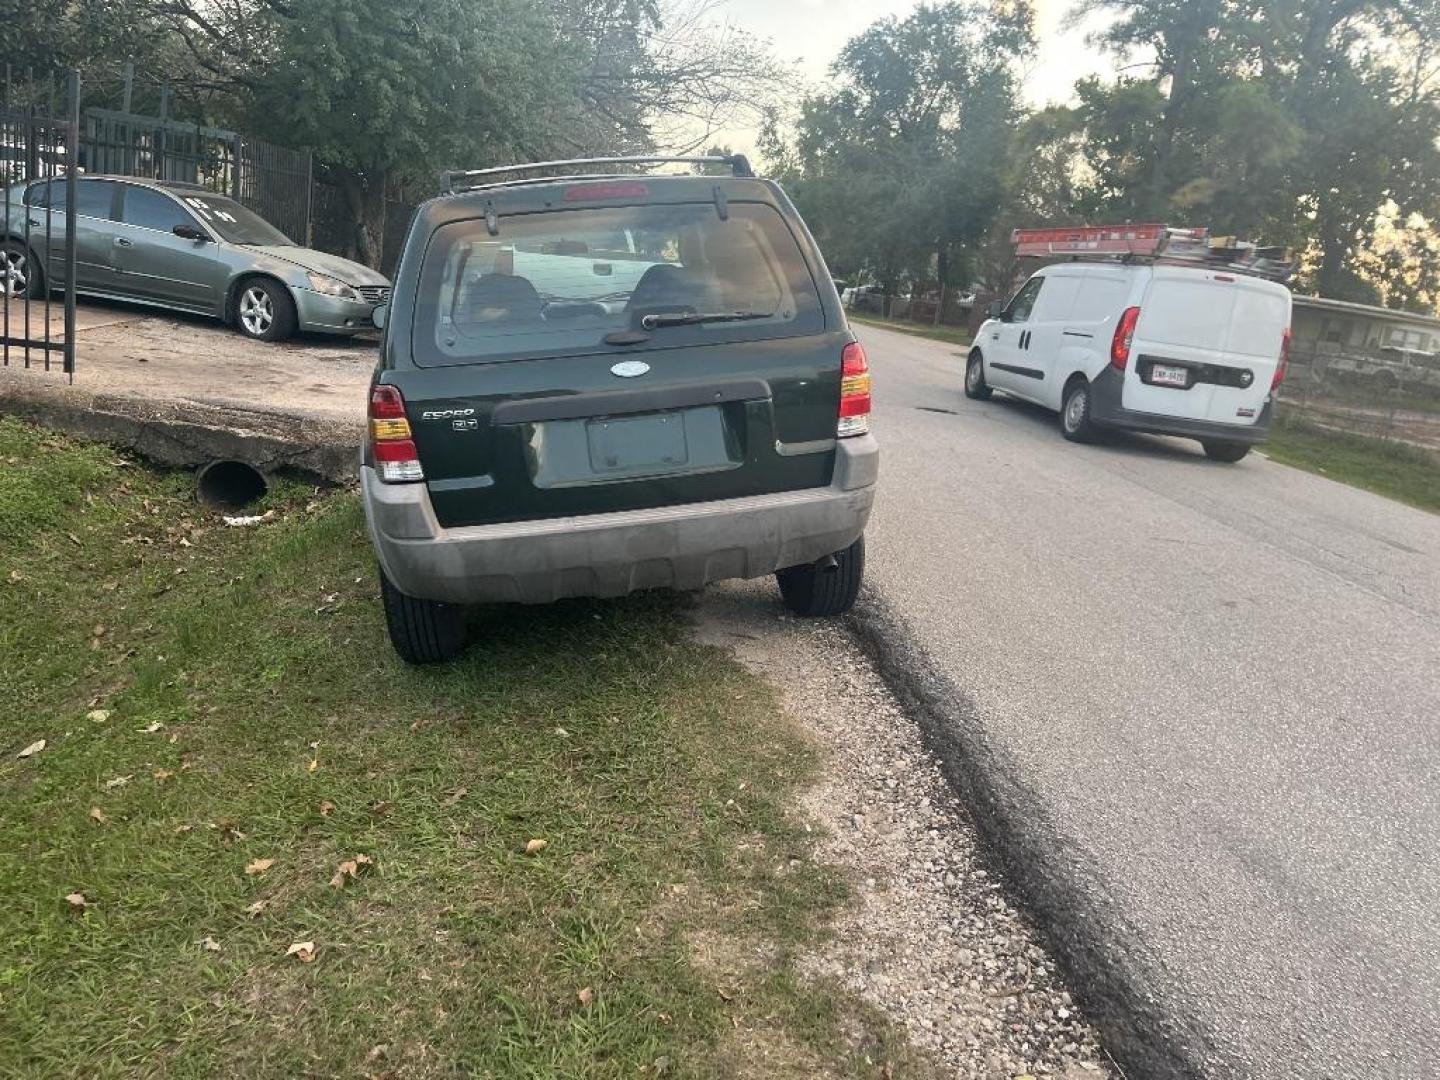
65;892;89;909
319;800;335;818
7;569;21;583
245;858;275;875
328;854;374;888
524;838;548;856
87;709;111;723
92;624;106;637
174;824;194;834
307;758;319;773
369;800;394;817
66;532;82;546
101;581;118;592
442;787;467;807
554;726;570;737
153;769;175;783
89;806;107;825
104;775;132;789
138;721;164;734
198;936;221;952
718;987;733;1002
286;941;316;963
577;986;594;1006
16;739;46;759
245;898;270;917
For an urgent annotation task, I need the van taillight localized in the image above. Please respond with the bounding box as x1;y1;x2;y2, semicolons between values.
1273;327;1291;392
838;341;871;437
1111;306;1140;370
369;385;424;483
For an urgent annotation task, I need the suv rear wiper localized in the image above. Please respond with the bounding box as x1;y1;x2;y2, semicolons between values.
641;310;772;329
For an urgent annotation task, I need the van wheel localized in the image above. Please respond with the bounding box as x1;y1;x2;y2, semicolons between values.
964;351;992;400
380;566;467;664
777;535;864;617
1201;440;1251;463
1061;378;1099;443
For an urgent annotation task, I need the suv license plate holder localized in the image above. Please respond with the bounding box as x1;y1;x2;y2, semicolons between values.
1148;363;1190;388
587;413;690;474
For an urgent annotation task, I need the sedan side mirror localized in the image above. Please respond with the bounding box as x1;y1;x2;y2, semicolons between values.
173;224;209;242
371;304;387;330
985;300;1004;320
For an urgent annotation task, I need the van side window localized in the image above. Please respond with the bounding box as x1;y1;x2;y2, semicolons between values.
1006;277;1044;322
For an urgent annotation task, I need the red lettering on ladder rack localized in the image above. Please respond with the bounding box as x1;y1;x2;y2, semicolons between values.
1009;224;1185;258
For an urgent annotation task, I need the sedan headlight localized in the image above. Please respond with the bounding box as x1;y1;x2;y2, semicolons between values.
305;272;360;301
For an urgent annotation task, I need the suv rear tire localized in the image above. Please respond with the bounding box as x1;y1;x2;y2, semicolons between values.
1061;377;1100;443
380;567;467;664
1201;439;1251;463
777;535;864;617
964;350;993;400
235;278;298;342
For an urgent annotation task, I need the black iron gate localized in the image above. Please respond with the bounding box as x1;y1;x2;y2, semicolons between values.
1;67;78;382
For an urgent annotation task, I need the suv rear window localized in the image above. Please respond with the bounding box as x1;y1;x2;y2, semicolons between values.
413;201;825;366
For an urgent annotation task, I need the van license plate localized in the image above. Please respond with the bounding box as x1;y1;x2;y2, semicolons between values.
1149;364;1189;388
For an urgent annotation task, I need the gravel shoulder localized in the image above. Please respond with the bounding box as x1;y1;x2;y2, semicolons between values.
695;579;1116;1079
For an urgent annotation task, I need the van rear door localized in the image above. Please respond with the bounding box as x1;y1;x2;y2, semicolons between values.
1123;267;1290;427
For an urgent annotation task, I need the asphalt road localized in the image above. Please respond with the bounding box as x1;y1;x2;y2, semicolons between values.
853;324;1440;1079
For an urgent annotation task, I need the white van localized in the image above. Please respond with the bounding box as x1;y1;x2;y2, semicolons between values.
966;262;1292;461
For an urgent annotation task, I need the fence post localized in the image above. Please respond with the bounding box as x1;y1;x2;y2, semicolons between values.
64;70;80;383
232;134;242;199
157;81;169;181
304;150;314;247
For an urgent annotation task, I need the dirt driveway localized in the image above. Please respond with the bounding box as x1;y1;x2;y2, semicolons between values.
0;297;373;480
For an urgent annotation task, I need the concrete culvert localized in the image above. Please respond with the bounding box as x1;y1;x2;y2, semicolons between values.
195;460;269;511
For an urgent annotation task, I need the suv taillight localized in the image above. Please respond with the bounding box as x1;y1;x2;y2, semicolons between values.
1273;327;1291;392
369;385;423;483
1111;306;1140;370
838;341;871;437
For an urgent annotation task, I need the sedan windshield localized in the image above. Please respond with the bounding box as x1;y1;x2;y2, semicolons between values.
176;193;293;246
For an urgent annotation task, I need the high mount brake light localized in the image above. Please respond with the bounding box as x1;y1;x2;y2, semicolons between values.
369;385;423;483
1111;306;1141;370
838;342;871;437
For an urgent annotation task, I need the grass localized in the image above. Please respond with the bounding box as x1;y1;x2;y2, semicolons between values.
1264;413;1440;514
0;419;935;1079
847;312;973;348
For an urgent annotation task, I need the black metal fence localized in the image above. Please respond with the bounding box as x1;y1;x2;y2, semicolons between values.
1;68;78;381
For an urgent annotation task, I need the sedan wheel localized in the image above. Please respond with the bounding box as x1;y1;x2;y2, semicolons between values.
1;243;38;298
234;279;297;342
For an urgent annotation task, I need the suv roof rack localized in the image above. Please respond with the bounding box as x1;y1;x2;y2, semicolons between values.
1012;224;1295;283
439;154;755;195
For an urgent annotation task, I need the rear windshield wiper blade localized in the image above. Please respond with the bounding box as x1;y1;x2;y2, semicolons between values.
640;310;772;329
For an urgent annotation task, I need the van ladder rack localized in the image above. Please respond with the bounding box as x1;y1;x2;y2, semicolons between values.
1011;224;1294;283
440;155;755;195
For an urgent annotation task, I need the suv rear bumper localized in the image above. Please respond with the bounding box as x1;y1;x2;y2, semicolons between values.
363;435;878;605
1089;366;1274;444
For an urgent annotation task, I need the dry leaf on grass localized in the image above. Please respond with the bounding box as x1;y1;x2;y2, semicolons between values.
86;709;111;723
65;892;89;909
328;854;373;888
104;775;132;789
369;800;395;817
524;838;548;855
319;800;335;818
198;936;222;952
245;899;270;917
577;987;594;1006
442;787;467;807
89;807;107;825
306;758;319;773
16;739;46;759
285;941;316;963
138;721;164;734
245;858;275;875
153;769;175;783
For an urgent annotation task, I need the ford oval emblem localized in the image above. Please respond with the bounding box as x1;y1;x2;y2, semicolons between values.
610;360;650;378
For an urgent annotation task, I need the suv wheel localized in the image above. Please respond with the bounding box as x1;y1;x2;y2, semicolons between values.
235;278;298;342
1201;439;1251;463
1;240;41;298
1061;378;1099;443
777;535;865;617
964;350;992;400
380;566;467;664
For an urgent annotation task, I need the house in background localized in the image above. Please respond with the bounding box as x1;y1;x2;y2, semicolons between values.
1290;295;1440;393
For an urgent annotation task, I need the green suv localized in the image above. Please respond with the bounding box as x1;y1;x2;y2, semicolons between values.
362;156;878;663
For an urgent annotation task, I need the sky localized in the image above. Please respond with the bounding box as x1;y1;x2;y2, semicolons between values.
707;0;1114;156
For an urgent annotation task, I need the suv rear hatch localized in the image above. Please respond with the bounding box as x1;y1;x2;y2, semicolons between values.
1122;266;1291;426
381;180;846;529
